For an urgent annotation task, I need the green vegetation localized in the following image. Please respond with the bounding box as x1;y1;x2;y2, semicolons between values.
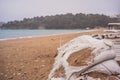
0;13;119;29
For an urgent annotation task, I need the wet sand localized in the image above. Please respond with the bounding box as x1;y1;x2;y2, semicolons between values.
0;30;114;80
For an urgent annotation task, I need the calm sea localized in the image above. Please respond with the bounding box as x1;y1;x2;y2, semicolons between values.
0;30;86;40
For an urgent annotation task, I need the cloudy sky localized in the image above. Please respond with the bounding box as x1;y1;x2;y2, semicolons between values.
0;0;120;22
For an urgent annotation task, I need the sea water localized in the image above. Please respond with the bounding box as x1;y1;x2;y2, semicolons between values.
0;30;86;40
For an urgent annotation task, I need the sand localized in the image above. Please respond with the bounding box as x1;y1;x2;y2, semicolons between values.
0;30;116;80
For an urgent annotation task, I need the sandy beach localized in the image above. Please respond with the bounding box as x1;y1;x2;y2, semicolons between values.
0;30;117;80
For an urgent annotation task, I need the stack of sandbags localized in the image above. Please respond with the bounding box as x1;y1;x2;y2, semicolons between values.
48;35;120;80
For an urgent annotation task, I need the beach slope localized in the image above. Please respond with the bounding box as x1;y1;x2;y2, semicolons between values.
0;30;111;80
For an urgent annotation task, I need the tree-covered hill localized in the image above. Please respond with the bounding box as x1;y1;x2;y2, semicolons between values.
1;13;119;29
0;22;5;27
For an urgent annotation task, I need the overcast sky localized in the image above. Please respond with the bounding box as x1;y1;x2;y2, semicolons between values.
0;0;120;22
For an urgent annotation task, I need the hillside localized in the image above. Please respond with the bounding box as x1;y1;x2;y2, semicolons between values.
1;13;119;29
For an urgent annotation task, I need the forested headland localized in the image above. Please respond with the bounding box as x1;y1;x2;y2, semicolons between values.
0;13;119;29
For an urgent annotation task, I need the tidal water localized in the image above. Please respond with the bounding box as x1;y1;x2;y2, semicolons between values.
0;30;86;40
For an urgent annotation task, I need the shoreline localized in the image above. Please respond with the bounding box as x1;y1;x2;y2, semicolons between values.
0;30;97;41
